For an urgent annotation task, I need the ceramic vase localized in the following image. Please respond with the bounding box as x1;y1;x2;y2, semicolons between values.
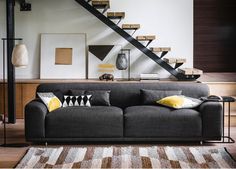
116;53;128;70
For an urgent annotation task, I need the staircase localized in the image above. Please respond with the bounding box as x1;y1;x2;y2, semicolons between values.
75;0;202;81
107;12;125;24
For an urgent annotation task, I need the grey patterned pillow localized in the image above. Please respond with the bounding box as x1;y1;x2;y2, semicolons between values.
62;95;92;107
85;90;111;106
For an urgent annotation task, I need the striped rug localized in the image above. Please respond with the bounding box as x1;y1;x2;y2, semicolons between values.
16;146;236;168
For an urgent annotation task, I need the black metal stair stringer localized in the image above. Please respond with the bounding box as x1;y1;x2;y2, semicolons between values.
75;0;189;80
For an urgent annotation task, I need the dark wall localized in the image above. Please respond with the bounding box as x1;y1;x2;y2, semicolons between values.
194;0;236;72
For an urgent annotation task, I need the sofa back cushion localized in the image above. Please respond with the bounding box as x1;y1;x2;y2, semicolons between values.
36;82;209;109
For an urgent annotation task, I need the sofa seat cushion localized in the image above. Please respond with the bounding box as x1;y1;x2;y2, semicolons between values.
124;106;202;138
45;106;123;138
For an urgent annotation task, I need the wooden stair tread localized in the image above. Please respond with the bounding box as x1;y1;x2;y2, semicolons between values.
107;12;125;19
179;68;203;75
150;47;171;52
122;24;140;30
136;35;156;41
92;0;110;8
163;58;186;64
92;0;109;3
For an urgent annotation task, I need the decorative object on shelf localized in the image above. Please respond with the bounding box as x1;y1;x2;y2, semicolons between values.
116;52;128;70
99;73;114;81
140;73;160;80
89;45;114;61
40;33;86;79
98;64;115;73
88;45;121;79
1;38;29;147
116;49;131;80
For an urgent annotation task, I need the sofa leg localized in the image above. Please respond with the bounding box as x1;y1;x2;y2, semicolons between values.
200;141;203;145
45;142;48;147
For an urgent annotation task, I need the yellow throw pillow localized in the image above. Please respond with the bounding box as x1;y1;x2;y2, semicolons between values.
157;95;185;109
48;97;62;112
37;92;62;112
157;95;202;109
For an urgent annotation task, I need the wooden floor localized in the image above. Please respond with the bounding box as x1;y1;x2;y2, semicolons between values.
0;120;236;168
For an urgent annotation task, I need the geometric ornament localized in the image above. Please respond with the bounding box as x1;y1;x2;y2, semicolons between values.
62;95;92;107
89;45;114;61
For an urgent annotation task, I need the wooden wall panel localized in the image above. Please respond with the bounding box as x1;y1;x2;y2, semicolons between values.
0;84;22;119
207;83;236;126
0;84;6;117
208;83;236;113
0;83;39;119
194;0;236;72
15;84;23;119
21;84;39;118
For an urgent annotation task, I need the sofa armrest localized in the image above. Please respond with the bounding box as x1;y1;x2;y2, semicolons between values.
199;101;223;139
25;99;48;140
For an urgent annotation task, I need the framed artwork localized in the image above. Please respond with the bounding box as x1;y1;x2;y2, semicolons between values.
55;48;73;65
40;33;87;79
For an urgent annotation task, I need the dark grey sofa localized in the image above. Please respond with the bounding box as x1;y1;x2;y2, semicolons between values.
25;82;222;143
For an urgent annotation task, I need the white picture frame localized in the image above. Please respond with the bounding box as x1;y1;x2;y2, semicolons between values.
40;33;87;79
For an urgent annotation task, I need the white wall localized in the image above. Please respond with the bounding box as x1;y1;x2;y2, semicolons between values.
0;0;193;79
0;0;6;78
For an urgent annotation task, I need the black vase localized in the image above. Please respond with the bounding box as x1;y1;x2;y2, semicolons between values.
116;53;128;70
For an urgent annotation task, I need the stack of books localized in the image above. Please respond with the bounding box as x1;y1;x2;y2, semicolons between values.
140;74;160;82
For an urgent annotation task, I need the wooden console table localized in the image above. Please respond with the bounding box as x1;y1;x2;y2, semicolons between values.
0;79;197;119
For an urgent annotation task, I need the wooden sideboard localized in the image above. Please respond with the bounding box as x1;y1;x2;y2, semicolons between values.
0;79;195;119
0;79;97;119
0;79;95;119
0;82;39;119
1;79;236;123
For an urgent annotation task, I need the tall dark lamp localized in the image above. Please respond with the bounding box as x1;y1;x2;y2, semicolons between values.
1;38;29;147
